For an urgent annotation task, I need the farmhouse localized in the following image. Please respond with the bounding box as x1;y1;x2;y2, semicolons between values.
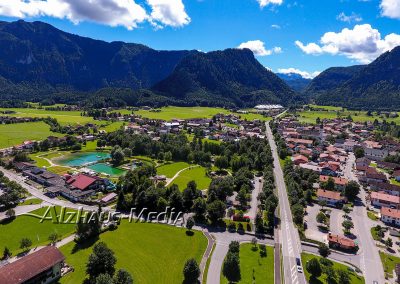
0;246;65;284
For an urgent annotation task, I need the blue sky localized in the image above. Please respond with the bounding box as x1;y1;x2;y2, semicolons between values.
1;0;400;78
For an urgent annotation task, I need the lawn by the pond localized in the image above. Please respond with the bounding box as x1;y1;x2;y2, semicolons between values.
0;207;77;254
156;162;190;178
220;243;274;284
60;222;207;284
171;166;211;191
0;121;62;149
301;253;364;284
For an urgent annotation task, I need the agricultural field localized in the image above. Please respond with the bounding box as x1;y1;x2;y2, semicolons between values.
220;243;274;284
156;162;190;178
301;253;364;284
0;207;77;254
60;222;207;284
0;121;62;149
170;166;211;191
299;105;400;124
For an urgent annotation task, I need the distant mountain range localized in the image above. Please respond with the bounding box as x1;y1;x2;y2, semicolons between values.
0;20;298;108
276;73;311;93
304;46;400;110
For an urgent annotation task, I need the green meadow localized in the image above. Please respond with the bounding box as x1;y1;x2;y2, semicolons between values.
0;121;62;149
220;243;274;284
171;166;211;191
156;162;191;178
60;222;207;284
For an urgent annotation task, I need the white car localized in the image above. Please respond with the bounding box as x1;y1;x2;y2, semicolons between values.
296;258;303;273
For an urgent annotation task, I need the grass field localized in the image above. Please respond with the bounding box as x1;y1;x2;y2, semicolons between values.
301;253;364;284
0;207;77;254
19;198;43;206
0;122;61;149
156;162;190;178
171;166;211;191
379;251;400;278
0;108;95;125
220;243;274;284
299;105;400;124
60;222;207;284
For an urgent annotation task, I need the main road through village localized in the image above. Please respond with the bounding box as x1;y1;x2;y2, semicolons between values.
266;122;307;284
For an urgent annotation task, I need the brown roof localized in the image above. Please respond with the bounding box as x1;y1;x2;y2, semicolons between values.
328;234;356;248
320;175;349;186
0;246;65;284
381;207;400;219
317;189;342;201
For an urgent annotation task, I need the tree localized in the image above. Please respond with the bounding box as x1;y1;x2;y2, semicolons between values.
306;258;322;278
386;237;393;249
5;208;15;219
343;205;351;217
316;212;327;225
123;148;132;158
344;181;360;202
95;273;113;284
113;269;133;284
229;241;240;254
2;247;11;260
183;258;200;283
292;204;304;225
164;151;172;161
319;200;327;210
206;200;226;223
186;216;195;231
111;146;125;166
19;238;32;251
48;233;59;245
192;197;207;220
322;177;335;191
215;156;229;170
342;220;354;234
251;237;258;249
337;269;351;284
354;147;365;158
325;266;337;284
236;188;248;209
86;242;117;279
318;243;330;257
222;252;241;282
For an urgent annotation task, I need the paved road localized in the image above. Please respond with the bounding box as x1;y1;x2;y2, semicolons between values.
343;153;385;284
1;166;99;212
266;122;306;284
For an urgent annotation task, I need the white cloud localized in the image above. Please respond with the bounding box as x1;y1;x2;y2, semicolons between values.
238;40;282;56
336;12;362;23
147;0;190;28
257;0;283;8
380;0;400;19
295;24;400;63
278;67;320;79
271;24;281;29
0;0;191;30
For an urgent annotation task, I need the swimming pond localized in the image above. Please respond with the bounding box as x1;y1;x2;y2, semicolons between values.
88;163;126;176
56;152;110;167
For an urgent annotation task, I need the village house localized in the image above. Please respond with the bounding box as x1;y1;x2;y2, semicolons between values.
0;246;65;284
370;191;400;209
317;189;344;207
381;207;400;227
320;175;348;191
327;233;357;251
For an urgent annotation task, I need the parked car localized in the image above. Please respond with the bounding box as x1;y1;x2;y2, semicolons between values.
296;257;303;273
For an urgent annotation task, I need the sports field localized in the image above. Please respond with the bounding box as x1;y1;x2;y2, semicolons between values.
220;243;274;284
171;166;211;191
60;222;207;284
0;121;62;149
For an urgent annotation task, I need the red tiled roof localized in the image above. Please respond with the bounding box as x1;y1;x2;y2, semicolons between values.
320;175;348;186
381;207;400;219
68;174;97;190
317;189;342;201
0;246;65;284
328;234;356;248
371;191;400;204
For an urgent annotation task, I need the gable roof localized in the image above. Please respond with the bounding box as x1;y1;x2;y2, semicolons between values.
0;246;65;284
68;174;97;190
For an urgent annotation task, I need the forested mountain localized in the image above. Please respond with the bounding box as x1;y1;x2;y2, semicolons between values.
277;73;311;93
153;49;300;107
306;46;400;110
0;20;300;108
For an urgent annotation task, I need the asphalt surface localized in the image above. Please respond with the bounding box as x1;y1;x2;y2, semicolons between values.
266;122;307;284
343;153;385;284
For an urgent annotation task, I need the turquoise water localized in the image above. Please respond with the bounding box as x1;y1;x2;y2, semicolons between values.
56;152;110;167
89;163;126;176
